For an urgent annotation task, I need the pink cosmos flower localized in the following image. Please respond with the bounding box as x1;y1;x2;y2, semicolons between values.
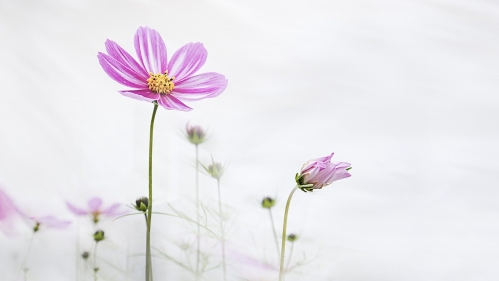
66;197;126;223
30;216;71;232
296;153;351;192
0;189;21;236
97;26;228;111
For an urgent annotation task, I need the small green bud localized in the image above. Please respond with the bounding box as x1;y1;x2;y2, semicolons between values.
287;233;298;242
33;222;40;232
93;230;105;242
135;197;149;212
81;251;89;260
261;197;276;209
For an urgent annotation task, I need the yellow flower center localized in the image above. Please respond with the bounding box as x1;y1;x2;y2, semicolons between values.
147;71;175;94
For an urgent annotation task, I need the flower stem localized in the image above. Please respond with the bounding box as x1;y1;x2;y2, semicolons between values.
195;144;201;280
278;186;298;281
217;179;227;281
146;102;158;281
19;232;35;281
93;242;98;281
285;241;294;271
268;208;280;262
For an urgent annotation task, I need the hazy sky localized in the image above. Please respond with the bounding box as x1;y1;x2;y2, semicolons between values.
1;0;498;280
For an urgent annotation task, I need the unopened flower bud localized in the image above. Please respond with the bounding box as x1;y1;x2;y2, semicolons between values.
287;233;298;242
186;124;206;145
93;230;105;242
207;162;224;179
135;197;149;212
296;152;351;192
33;222;40;232
81;251;89;260
261;197;276;209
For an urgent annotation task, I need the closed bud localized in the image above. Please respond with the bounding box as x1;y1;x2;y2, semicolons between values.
287;233;298;242
135;197;149;212
81;251;89;260
261;197;276;209
186;123;206;145
296;153;351;192
203;161;224;180
93;230;105;242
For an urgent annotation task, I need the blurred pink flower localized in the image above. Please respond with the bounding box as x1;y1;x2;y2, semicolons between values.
97;26;228;111
30;216;71;232
296;152;351;192
0;189;21;236
66;197;127;223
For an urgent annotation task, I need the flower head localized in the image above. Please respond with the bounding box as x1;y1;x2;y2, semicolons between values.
98;26;228;111
0;189;21;236
287;233;298;242
261;197;276;209
93;230;105;242
202;159;225;180
66;197;127;223
186;123;206;145
296;153;351;192
135;197;149;212
30;216;71;232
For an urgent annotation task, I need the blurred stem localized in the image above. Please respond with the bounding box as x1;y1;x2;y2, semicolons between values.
285;242;294;271
93;242;98;281
279;186;298;281
195;144;201;280
20;232;35;281
268;208;280;262
144;213;154;281
146;102;158;281
217;179;227;281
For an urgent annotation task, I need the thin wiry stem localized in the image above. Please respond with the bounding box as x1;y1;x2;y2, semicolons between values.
146;102;158;281
217;179;227;281
19;232;35;281
268;208;280;262
93;242;98;281
195;144;201;280
279;186;298;281
285;242;294;271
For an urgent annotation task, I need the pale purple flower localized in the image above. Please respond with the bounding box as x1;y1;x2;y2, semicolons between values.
0;189;21;236
66;197;126;223
98;26;228;111
296;152;351;192
30;215;71;232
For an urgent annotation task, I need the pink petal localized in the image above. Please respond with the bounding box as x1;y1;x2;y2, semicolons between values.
33;216;71;229
105;40;149;78
171;72;227;101
66;202;88;216
119;89;160;102
134;26;167;74
158;94;192;111
88;198;103;213
167;43;207;82
98;53;148;88
102;203;127;217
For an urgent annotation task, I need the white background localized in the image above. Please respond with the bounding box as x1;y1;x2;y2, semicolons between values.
1;0;499;280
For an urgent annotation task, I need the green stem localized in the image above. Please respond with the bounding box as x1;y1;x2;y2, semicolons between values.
285;242;294;271
268;208;280;262
217;179;227;281
146;102;158;281
278;186;298;281
20;232;35;281
195;144;201;280
93;242;98;281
